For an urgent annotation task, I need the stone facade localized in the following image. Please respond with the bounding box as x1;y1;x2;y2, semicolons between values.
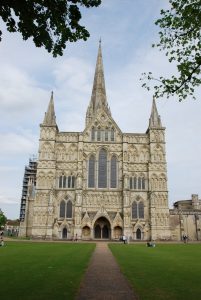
170;194;201;241
19;43;200;241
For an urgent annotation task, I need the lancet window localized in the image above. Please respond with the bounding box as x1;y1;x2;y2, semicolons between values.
130;176;145;190
88;149;118;189
59;199;72;219
58;175;75;188
91;127;115;142
132;201;144;219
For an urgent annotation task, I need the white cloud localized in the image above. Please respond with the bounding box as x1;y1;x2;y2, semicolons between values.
0;132;37;155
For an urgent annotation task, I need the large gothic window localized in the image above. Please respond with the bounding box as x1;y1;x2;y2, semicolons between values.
88;155;95;188
139;202;144;218
132;201;144;219
132;202;138;219
110;155;117;188
98;149;107;188
60;200;65;218
60;199;72;219
66;200;72;218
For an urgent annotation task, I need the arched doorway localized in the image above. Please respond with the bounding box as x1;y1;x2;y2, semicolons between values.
136;228;141;240
62;227;67;239
94;217;111;239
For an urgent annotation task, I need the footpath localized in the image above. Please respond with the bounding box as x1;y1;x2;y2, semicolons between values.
76;242;138;300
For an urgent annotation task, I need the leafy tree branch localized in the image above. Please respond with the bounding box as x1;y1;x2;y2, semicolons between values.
0;0;101;56
141;0;201;101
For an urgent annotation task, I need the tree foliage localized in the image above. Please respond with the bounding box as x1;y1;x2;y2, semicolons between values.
0;209;7;228
0;0;101;56
141;0;201;101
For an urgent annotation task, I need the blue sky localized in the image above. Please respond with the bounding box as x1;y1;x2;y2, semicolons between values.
0;0;201;219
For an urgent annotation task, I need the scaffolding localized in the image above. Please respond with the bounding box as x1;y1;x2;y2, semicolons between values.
19;156;37;221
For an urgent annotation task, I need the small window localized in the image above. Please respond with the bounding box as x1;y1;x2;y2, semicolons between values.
97;129;101;141
111;129;114;141
68;176;71;188
142;177;145;189
59;176;62;188
105;130;108;141
63;176;66;188
72;176;75;188
130;177;133;189
91;128;95;141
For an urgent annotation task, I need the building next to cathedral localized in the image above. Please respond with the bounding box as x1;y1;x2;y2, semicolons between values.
19;43;201;241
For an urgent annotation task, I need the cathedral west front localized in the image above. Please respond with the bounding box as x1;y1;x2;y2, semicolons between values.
19;42;201;241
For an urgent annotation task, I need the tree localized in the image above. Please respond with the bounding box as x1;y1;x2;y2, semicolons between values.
141;0;201;101
0;209;7;228
0;0;101;57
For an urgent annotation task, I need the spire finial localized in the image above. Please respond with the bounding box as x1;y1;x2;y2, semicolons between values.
99;37;101;45
149;97;162;128
42;91;57;126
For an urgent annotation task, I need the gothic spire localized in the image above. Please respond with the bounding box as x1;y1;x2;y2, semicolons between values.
86;41;111;126
149;97;162;128
43;91;57;126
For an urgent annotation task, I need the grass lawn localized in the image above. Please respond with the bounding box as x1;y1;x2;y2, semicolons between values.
0;241;95;300
109;243;201;300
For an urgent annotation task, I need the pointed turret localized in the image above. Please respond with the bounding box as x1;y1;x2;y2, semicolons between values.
43;92;57;126
86;40;111;125
149;97;162;128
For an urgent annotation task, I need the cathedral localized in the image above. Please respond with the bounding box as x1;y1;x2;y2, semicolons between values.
19;42;201;241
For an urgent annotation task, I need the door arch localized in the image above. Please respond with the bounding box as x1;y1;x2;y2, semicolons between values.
94;217;111;239
62;227;67;239
136;228;141;240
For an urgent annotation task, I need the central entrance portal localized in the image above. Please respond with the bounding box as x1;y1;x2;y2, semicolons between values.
94;217;111;239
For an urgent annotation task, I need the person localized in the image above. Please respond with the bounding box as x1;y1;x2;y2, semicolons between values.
0;237;4;247
75;233;78;242
122;235;126;244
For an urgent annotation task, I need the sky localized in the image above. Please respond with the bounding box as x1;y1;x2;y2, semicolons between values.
0;0;201;219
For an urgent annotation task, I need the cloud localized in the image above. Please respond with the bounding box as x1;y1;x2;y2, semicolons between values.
0;131;37;155
0;194;18;204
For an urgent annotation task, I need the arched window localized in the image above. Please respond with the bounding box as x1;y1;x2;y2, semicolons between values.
134;177;137;189
97;128;101;141
68;176;71;188
139;202;144;218
66;200;72;218
105;130;108;141
138;177;142;189
110;156;117;188
60;200;65;218
88;155;95;188
98;149;107;188
130;177;133;189
132;201;138;219
132;201;144;219
63;176;66;188
59;176;63;188
142;177;145;189
91;127;95;141
111;128;115;141
72;176;75;188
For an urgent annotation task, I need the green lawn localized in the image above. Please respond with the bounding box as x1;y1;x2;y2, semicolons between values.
109;243;201;300
0;241;95;300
